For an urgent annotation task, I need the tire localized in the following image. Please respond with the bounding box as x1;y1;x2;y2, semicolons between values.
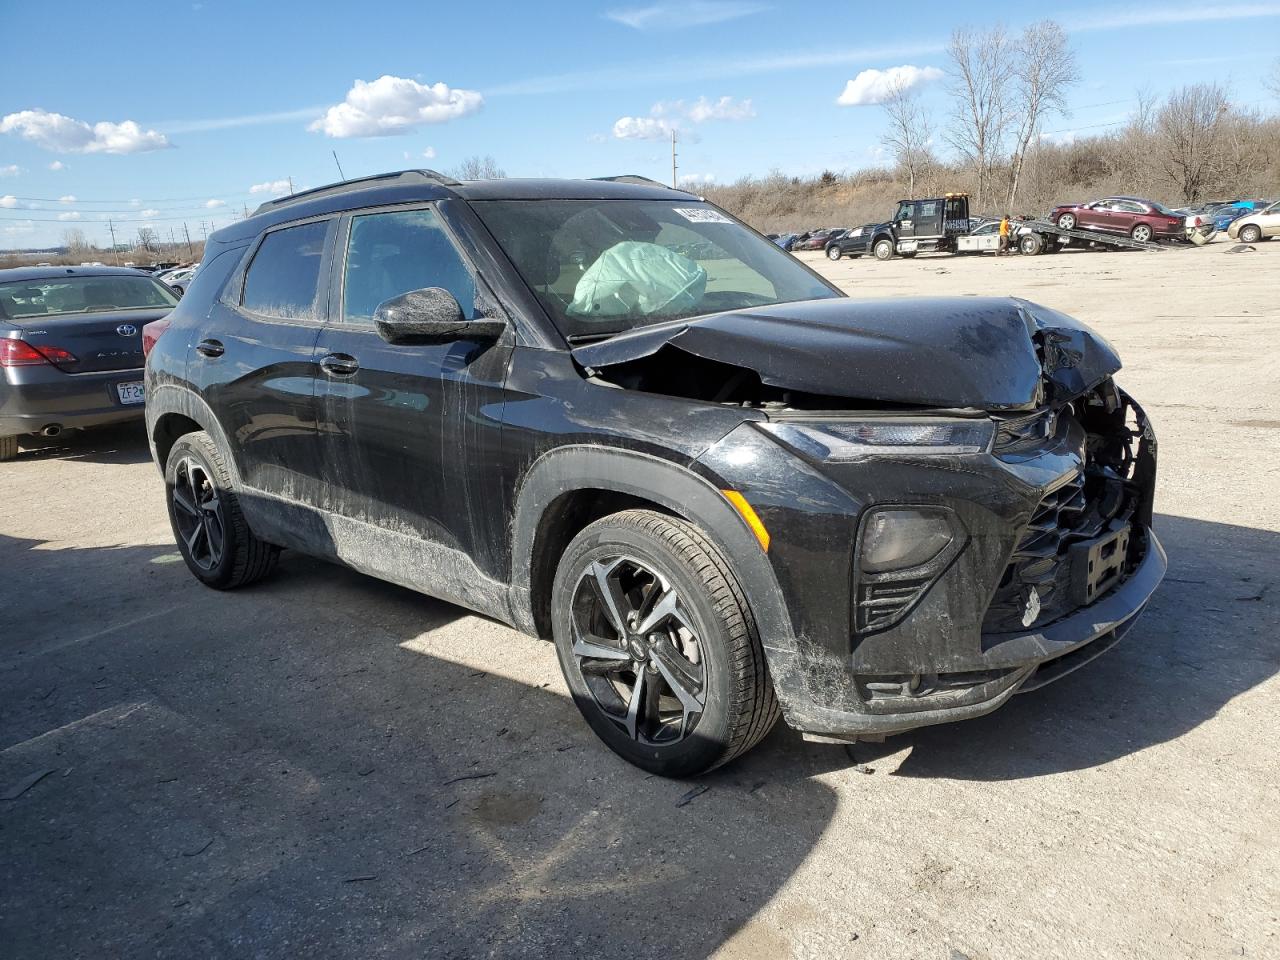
1240;224;1262;244
1056;213;1076;230
826;245;842;261
550;509;779;777
165;430;279;590
1019;233;1044;255
0;435;17;462
873;238;894;261
1131;223;1154;243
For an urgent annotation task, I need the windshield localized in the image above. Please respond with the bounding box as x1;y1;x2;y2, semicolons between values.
0;275;178;320
472;199;841;339
1149;201;1178;216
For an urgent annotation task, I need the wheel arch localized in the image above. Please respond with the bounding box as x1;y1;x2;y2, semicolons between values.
508;445;796;658
146;384;242;486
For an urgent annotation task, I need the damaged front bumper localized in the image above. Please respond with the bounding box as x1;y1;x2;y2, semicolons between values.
696;383;1165;741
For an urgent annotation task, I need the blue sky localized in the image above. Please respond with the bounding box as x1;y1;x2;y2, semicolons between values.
2;0;1278;249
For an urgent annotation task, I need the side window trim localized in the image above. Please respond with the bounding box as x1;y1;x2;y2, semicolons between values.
229;214;337;326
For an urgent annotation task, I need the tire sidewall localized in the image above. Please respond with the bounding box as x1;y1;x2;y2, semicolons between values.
165;434;237;587
551;520;738;777
874;239;894;261
1241;225;1261;243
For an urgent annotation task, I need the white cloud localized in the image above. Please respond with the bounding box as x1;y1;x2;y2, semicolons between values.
2;219;35;236
613;116;677;140
0;164;20;177
0;195;17;208
0;109;171;154
205;198;225;208
140;208;161;217
57;211;81;221
249;179;292;195
836;65;943;106
606;1;767;30
678;173;716;185
48;160;65;171
59;194;76;204
613;96;754;139
309;75;483;138
422;146;437;159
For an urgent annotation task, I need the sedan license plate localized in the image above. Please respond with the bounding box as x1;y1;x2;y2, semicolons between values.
116;381;145;405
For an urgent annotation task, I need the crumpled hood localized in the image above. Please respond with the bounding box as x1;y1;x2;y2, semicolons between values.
571;296;1121;411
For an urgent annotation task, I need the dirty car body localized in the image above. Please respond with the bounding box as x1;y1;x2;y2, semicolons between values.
145;171;1165;773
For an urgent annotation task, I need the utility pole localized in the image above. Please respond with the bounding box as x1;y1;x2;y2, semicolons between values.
200;221;208;244
243;202;250;219
287;175;295;195
183;222;193;259
107;219;119;265
670;128;678;188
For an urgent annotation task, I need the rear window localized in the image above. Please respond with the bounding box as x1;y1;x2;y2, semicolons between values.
241;219;330;320
0;275;178;320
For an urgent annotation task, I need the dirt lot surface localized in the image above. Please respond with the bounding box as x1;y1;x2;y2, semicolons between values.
2;239;1277;959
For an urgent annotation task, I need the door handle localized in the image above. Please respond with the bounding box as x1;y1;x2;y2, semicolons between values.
320;352;360;376
196;338;224;358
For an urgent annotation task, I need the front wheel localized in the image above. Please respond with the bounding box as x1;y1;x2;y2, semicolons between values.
165;431;279;589
873;238;895;261
1056;213;1076;230
551;510;779;777
1131;223;1154;243
1239;224;1262;244
826;245;842;261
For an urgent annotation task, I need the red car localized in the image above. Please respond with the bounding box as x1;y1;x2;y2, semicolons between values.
1048;197;1184;243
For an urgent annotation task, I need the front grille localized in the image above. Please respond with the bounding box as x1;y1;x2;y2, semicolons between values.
983;469;1090;633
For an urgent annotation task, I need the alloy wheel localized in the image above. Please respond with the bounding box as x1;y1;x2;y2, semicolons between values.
1133;225;1152;242
1058;214;1075;230
569;556;707;746
171;457;226;571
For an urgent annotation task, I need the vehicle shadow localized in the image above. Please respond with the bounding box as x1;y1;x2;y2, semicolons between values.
858;512;1279;780
0;533;838;960
11;420;152;466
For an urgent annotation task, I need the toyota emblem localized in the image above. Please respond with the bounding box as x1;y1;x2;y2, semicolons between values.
116;324;138;337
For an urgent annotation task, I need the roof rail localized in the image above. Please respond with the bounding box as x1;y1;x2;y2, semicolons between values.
251;169;463;216
591;174;688;191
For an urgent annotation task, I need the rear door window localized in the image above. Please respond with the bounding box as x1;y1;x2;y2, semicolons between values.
241;219;331;320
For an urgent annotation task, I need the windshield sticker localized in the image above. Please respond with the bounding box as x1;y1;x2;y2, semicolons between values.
674;207;733;224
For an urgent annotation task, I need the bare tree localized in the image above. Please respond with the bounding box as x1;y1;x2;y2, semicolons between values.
449;155;506;179
945;25;1015;210
1006;20;1079;210
881;78;933;199
136;227;158;252
1155;83;1231;201
60;228;89;253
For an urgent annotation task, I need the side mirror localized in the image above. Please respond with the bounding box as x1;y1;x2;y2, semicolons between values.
372;287;505;345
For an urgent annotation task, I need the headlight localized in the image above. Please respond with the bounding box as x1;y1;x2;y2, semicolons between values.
759;419;995;460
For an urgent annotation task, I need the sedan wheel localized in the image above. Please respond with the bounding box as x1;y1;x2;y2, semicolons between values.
1240;224;1262;244
1056;214;1076;230
1131;224;1153;243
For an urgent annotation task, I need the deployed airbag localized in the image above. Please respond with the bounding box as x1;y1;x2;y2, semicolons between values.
568;242;707;321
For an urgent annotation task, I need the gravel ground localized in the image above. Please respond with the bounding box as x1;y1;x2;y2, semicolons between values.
1;238;1276;959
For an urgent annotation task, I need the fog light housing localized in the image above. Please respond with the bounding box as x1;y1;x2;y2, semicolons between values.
854;506;965;635
859;509;953;573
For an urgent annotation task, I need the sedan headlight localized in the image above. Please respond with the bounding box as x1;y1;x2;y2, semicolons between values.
759;419;995;460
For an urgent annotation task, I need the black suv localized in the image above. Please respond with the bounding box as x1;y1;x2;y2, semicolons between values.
145;170;1165;777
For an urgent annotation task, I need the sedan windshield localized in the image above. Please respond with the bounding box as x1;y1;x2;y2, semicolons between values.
472;199;841;339
0;275;178;320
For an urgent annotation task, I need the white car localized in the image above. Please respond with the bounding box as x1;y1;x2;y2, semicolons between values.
1227;200;1280;243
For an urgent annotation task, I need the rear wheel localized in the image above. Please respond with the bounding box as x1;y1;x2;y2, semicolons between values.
826;245;841;261
1131;223;1154;243
1019;233;1044;255
1240;224;1262;244
0;435;17;462
165;431;279;589
551;510;778;777
873;238;894;261
1056;213;1076;230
